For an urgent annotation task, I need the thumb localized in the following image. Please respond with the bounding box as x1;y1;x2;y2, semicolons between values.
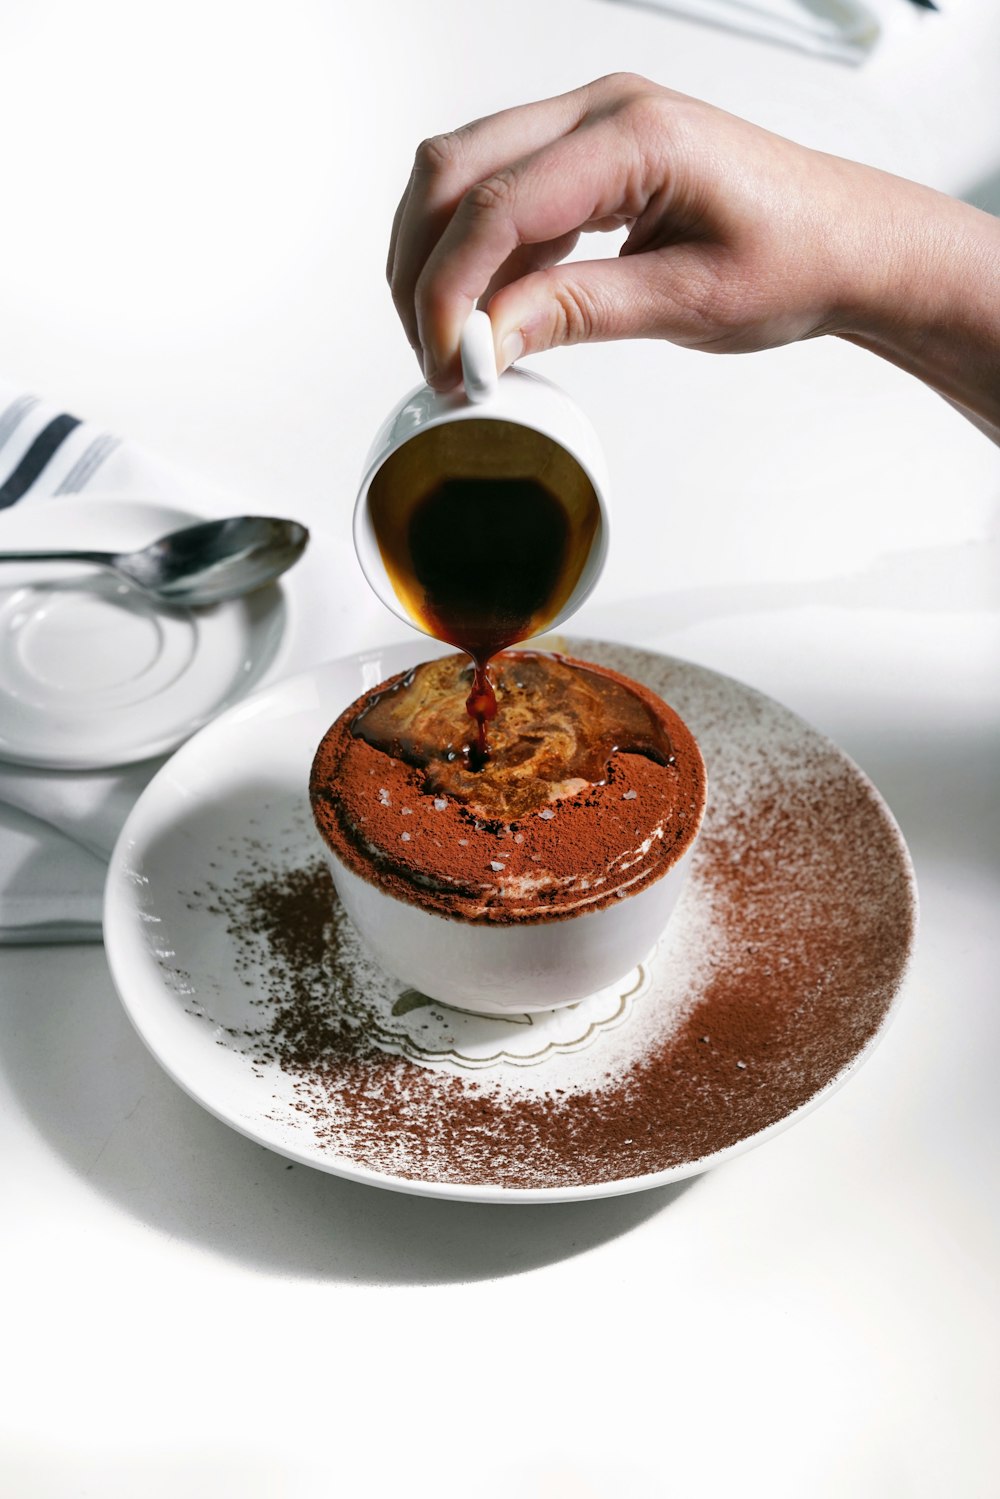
487;249;721;368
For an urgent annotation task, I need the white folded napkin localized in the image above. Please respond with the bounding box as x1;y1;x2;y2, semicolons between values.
0;803;108;943
610;0;935;62
0;382;293;944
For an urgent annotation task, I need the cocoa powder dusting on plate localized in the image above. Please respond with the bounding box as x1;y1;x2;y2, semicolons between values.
129;645;918;1196
189;714;915;1191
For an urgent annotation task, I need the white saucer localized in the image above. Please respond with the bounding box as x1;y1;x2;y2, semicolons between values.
0;495;288;769
104;639;918;1204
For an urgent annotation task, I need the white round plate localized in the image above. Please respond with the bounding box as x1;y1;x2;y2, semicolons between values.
0;495;288;768
104;639;917;1204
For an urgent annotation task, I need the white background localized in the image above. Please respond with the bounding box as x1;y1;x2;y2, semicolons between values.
1;2;998;1495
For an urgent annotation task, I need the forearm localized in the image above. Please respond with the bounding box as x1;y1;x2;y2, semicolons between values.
833;177;1000;439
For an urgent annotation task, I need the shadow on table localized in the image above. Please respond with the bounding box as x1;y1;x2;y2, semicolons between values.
0;941;694;1285
962;162;1000;217
580;531;1000;647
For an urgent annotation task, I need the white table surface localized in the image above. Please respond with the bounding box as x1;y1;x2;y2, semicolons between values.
1;3;998;1496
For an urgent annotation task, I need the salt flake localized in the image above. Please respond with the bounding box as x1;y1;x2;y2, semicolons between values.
490;861;505;872
622;789;637;801
400;831;411;842
538;808;555;821
433;798;447;811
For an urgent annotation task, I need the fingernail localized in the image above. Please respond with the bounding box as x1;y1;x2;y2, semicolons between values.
500;331;524;372
422;347;437;385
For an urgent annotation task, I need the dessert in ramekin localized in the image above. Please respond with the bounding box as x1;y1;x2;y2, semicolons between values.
310;651;706;1015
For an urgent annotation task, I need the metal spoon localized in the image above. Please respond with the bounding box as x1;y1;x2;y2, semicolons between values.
0;515;309;607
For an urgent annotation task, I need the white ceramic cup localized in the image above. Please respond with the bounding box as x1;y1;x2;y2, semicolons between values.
353;310;610;639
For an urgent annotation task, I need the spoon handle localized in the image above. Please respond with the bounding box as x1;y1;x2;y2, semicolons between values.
0;548;115;566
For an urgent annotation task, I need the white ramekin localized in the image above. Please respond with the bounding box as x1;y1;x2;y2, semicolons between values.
317;835;699;1016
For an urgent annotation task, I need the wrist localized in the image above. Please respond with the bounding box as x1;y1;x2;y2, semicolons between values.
832;175;1000;433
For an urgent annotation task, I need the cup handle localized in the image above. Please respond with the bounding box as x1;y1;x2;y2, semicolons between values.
460;310;499;404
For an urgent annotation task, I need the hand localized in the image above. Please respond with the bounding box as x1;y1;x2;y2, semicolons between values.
387;73;1000;437
388;74;895;384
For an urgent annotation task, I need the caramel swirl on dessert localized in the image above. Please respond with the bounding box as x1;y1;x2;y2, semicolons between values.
352;652;674;821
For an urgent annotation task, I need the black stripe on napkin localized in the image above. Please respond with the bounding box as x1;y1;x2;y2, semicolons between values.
0;413;82;509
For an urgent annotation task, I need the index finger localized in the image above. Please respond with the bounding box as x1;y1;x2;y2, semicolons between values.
415;119;647;387
387;81;601;364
